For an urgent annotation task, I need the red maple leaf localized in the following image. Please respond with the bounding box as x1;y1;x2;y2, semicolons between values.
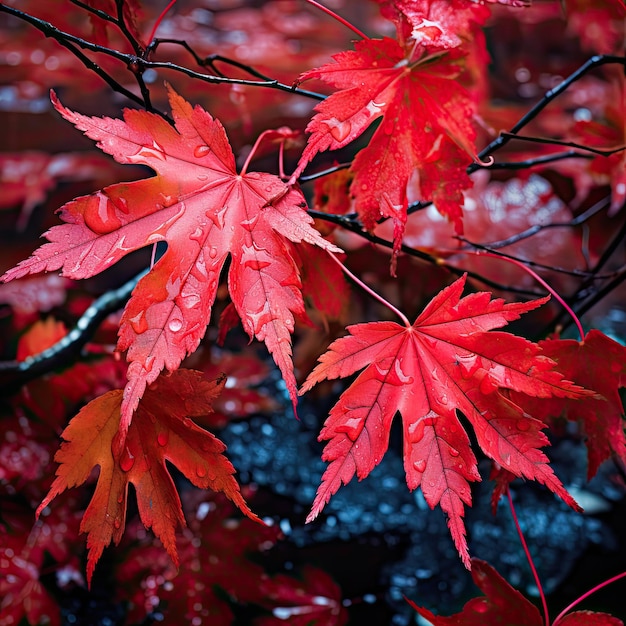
36;369;259;585
300;275;591;567
513;329;626;479
290;35;486;264
117;490;279;625
0;495;84;626
407;558;624;626
1;87;340;442
256;565;348;626
407;558;543;625
375;0;491;49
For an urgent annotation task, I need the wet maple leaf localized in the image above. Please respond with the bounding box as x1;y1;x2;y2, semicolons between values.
290;36;484;264
119;490;346;626
36;369;259;585
256;565;348;626
0;495;83;626
300;275;591;567
407;558;543;625
514;330;626;479
407;558;624;626
15;316;67;362
556;611;624;626
375;0;491;49
1;87;340;442
85;0;144;48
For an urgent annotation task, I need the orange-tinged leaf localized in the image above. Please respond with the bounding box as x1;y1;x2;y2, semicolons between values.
36;369;259;585
300;275;590;567
1;87;341;441
16;317;67;361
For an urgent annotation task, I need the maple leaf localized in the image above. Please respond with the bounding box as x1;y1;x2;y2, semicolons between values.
407;558;624;626
0;151;115;230
513;329;626;479
407;558;543;625
556;611;624;626
85;0;144;48
292;245;350;322
256;565;348;626
300;275;590;567
0;495;83;626
290;36;485;264
1;87;340;441
36;369;259;585
375;0;491;49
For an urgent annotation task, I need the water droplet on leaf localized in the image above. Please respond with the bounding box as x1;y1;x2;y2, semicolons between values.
194;144;211;158
120;448;135;472
413;459;426;473
336;417;363;442
328;120;352;142
168;318;183;332
157;432;168;446
129;311;148;335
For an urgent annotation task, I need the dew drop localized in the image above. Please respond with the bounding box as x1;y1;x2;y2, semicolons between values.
448;447;460;458
114;519;121;529
194;144;211;158
208;247;218;259
472;600;489;614
120;448;135;472
182;293;201;309
329;120;352;142
196;465;207;478
336;417;363;442
244;259;271;271
157;432;168;446
413;459;426;473
516;419;531;432
168;318;183;332
240;215;259;231
189;226;204;243
129;311;148;335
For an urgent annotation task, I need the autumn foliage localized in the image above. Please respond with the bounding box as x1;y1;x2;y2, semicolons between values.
0;0;625;624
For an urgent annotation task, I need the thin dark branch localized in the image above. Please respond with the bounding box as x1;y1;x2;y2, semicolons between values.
499;133;626;157
69;0;117;24
299;161;352;182
473;55;626;168
477;151;593;170
61;39;149;110
0;4;325;106
0;4;129;61
456;238;602;278
457;196;611;251
0;270;146;394
114;0;144;56
308;209;544;296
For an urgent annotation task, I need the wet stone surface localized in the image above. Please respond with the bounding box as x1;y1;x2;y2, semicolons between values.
218;374;624;624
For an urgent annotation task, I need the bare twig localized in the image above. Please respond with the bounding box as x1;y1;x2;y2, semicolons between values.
0;270;146;393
